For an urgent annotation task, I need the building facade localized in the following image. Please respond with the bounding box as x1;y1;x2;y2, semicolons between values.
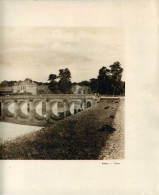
71;84;91;94
13;79;49;95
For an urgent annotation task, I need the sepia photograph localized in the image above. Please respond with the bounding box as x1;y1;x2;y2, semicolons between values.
0;0;159;195
0;26;125;159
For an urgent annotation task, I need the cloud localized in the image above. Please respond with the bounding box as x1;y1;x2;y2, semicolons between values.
0;27;125;82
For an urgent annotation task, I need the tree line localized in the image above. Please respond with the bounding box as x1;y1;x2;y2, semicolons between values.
48;61;125;95
0;61;125;95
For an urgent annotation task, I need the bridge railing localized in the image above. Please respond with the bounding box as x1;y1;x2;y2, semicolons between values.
0;94;98;100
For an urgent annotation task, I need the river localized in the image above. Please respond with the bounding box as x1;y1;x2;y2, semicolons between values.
0;101;81;144
0;102;45;144
0;122;41;144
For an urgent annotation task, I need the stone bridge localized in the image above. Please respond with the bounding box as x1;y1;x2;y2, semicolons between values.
0;94;100;126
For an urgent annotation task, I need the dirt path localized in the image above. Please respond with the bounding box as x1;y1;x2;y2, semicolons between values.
99;99;125;159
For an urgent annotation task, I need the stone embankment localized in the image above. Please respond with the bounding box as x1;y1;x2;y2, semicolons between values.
99;99;125;159
0;98;124;160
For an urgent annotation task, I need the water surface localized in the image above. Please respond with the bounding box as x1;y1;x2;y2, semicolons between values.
0;122;41;144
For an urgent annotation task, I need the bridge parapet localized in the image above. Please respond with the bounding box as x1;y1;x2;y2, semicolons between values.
0;94;98;100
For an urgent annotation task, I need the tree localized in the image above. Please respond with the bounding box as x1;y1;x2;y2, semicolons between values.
78;80;90;87
48;74;57;81
58;68;71;80
109;61;124;95
97;66;112;94
90;78;98;93
48;74;58;93
58;68;72;94
0;80;17;87
110;61;123;81
95;62;125;95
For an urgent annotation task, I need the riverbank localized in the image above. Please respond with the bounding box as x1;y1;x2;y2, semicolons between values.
0;99;124;160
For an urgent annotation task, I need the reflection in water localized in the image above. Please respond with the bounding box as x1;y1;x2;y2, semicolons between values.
0;104;79;144
36;102;43;116
0;122;41;144
21;102;28;115
0;101;83;144
8;102;59;117
7;101;81;118
52;102;58;116
70;102;75;115
8;103;14;114
8;102;29;115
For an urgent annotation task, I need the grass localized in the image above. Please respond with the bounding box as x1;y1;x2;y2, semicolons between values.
0;99;120;160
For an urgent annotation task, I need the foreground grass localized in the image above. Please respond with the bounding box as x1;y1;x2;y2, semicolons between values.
0;99;120;160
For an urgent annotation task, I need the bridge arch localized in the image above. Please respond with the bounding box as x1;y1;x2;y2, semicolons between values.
86;99;93;108
33;100;45;120
50;101;64;120
68;100;83;115
5;101;15;118
18;101;29;119
0;94;98;125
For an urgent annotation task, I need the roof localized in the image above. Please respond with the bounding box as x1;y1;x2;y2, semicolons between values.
16;79;36;86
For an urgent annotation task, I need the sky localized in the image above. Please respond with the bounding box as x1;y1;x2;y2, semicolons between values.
0;1;125;82
0;27;125;82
